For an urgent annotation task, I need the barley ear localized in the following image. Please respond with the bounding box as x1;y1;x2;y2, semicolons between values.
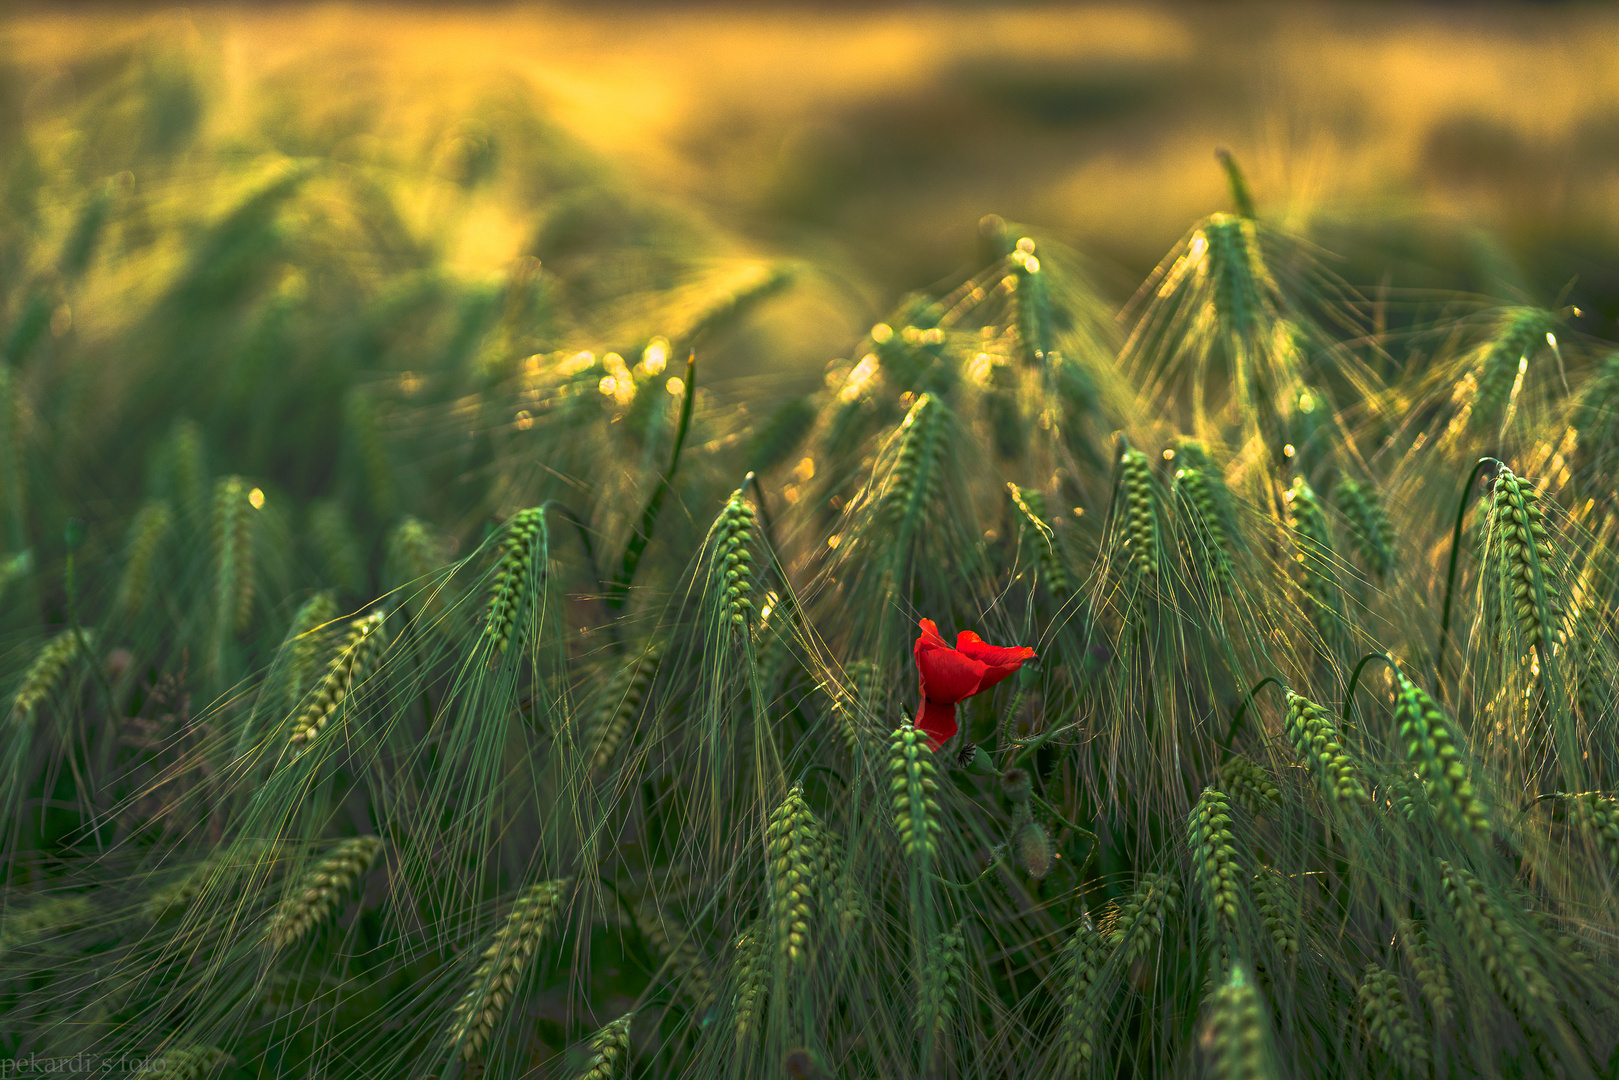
1282;691;1369;807
573;1012;634;1080
916;919;966;1043
11;629;93;724
766;783;821;967
1189;786;1243;942
446;877;572;1061
1394;673;1490;837
1218;756;1281;818
1438;859;1554;1012
1201;962;1276;1080
889;723;941;861
1107;872;1181;965
484;505;547;654
1485;465;1561;652
264;835;384;951
1054;921;1107;1077
144;1046;234;1080
1357;963;1429;1073
288;609;386;753
115;499;172;616
1116;447;1160;587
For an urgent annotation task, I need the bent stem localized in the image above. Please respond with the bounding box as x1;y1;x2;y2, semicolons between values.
1434;457;1495;693
608;351;697;613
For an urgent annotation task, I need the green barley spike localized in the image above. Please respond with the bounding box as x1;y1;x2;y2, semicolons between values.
1116;447;1159;586
1175;466;1235;590
1218;756;1281;818
1438;859;1553;1013
264;835;383;950
712;488;759;632
1107;872;1181;965
115;499;172;616
286;592;338;706
1357;963;1429;1073
309;498;366;595
0;894;95;959
1203;962;1277;1080
1394;673;1490;837
484;506;547;653
881;393;948;544
288;610;386;753
633;901;714;1009
1395;917;1454;1025
1566;791;1619;871
916;919;966;1041
1333;478;1396;577
731;925;767;1048
144;1046;234;1080
211;475;256;633
1285;476;1339;630
585;643;663;774
833;658;881;759
1009;483;1072;596
1486;465;1561;651
573;1013;634;1080
447;878;572;1062
1189;786;1242;941
1010;236;1054;367
1474;307;1556;429
766;783;822;967
1250;867;1299;958
1282;691;1369;807
889;723;942;861
11;630;92;723
1054;921;1107;1076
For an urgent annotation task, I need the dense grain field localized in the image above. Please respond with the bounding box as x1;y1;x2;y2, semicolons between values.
2;5;1619;1079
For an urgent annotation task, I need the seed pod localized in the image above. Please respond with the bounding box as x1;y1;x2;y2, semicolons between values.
1282;691;1369;807
1017;819;1054;879
633;900;713;1009
889;723;941;861
264;835;383;950
1217;756;1281;818
1357;963;1429;1072
766;784;822;967
1394;673;1490;837
573;1012;634;1080
1189;786;1243;941
446;878;572;1061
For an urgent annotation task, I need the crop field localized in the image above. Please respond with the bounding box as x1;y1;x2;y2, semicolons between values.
1;5;1618;1080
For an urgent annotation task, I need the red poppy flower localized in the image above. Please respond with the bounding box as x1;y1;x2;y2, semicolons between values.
912;618;1037;750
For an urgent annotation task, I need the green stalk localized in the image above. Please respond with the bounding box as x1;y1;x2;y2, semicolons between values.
608;351;697;612
1434;458;1494;692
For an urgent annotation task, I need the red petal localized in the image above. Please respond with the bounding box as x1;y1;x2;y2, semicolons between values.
954;631;1036;693
916;618;949;650
916;643;987;704
916;699;958;750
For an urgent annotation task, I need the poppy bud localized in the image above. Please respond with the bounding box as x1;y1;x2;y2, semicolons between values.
1017;819;1053;879
959;743;996;776
1000;767;1032;804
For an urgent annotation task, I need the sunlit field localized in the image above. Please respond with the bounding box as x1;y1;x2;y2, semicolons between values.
2;5;1619;1080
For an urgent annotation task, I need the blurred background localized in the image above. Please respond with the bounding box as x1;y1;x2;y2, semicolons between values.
4;1;1618;408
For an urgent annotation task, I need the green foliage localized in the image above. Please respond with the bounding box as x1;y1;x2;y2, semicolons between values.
3;38;1619;1080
